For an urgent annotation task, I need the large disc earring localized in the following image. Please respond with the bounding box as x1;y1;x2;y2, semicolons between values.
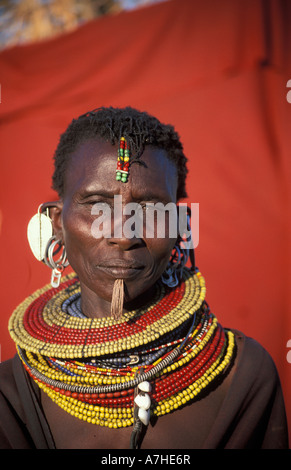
27;204;53;262
44;236;69;288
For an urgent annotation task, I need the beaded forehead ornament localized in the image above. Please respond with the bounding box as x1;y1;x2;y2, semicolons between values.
116;137;130;183
9;269;236;448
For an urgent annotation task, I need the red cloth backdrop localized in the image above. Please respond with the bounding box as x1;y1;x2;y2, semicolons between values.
1;0;291;442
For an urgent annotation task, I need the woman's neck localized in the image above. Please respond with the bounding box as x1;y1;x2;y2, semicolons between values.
79;280;157;319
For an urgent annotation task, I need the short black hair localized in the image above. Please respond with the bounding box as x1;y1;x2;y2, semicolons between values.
52;106;188;200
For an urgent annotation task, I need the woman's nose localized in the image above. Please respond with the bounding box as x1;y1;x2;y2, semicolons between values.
107;234;143;251
107;201;144;250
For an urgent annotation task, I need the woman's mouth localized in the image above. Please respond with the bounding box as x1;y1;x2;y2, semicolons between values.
96;260;145;279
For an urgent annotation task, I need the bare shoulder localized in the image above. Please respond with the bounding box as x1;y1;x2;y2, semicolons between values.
232;329;281;385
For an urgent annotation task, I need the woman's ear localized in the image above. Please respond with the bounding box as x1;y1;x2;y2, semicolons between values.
41;201;64;242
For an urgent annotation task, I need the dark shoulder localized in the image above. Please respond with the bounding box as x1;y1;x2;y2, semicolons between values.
0;357;16;392
232;329;281;389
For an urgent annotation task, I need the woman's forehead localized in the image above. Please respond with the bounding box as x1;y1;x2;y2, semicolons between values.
64;138;178;201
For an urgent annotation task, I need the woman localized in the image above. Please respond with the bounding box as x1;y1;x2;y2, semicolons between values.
0;106;288;449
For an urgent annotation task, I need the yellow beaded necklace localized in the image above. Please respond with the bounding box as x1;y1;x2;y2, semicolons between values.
9;269;236;447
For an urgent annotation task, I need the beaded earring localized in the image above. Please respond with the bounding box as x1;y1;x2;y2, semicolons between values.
116;136;130;183
161;239;189;288
161;210;194;288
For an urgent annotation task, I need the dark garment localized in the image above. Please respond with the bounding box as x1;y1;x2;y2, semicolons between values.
0;331;288;449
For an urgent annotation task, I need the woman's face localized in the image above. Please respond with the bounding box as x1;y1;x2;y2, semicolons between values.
55;138;178;314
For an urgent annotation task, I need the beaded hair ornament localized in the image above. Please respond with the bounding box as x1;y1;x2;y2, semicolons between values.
116;137;130;183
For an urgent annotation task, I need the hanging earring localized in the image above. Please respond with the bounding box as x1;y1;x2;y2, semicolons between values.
27;204;69;288
161;209;195;288
161;238;189;288
43;236;69;288
27;204;53;262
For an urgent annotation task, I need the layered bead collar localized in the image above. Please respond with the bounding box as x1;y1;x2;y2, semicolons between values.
9;269;236;448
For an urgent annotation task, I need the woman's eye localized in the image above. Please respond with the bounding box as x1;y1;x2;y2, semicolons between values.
84;199;112;209
89;201;107;207
90;201;112;212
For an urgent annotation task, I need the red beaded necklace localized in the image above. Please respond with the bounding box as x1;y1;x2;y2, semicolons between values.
9;269;236;448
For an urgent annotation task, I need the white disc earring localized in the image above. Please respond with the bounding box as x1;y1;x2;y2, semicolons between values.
27;204;53;262
27;204;69;287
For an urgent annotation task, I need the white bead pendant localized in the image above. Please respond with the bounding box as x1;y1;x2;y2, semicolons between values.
134;392;151;410
138;408;151;426
138;381;152;393
134;380;152;427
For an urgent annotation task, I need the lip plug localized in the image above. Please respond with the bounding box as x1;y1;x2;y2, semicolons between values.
111;278;124;320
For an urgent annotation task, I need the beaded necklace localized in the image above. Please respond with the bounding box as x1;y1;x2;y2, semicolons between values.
9;269;236;448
